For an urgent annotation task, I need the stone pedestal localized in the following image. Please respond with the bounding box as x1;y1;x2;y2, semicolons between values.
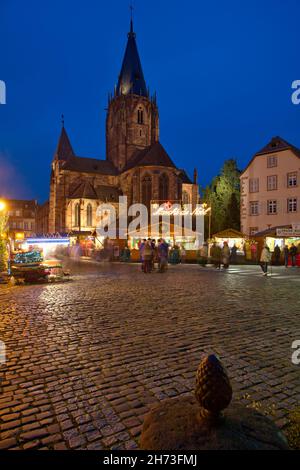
140;396;289;450
140;355;289;451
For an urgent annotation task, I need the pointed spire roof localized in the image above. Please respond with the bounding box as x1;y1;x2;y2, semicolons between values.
54;126;75;161
116;19;148;97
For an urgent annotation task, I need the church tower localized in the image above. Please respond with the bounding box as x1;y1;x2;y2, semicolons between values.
106;19;159;172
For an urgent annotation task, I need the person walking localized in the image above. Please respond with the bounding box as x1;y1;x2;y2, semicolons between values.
143;240;153;273
211;242;221;269
289;243;297;267
274;245;281;266
222;242;230;269
230;243;238;264
180;245;186;264
250;242;257;262
139;239;147;272
157;239;169;273
284;245;289;268
198;243;208;266
151;239;157;271
260;244;272;276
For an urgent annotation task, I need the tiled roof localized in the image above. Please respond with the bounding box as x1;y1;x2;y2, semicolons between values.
255;136;300;156
62;157;118;175
179;169;192;184
123;142;177;171
241;136;300;175
69;180;122;202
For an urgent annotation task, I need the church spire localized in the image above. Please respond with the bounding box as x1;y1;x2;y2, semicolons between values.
54;124;75;161
116;17;148;97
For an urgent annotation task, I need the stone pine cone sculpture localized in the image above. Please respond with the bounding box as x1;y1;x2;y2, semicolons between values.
195;354;232;420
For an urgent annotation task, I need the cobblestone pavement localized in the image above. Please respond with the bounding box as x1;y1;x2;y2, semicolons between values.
0;260;299;450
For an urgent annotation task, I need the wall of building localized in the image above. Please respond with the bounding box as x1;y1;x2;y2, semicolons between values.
5;199;37;238
241;149;300;235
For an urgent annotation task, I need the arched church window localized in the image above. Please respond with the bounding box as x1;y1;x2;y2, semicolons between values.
87;204;93;226
75;203;80;227
182;191;190;205
159;174;169;202
137;108;144;125
142;174;152;209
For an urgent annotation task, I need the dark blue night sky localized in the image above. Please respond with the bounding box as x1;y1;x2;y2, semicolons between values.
1;0;300;202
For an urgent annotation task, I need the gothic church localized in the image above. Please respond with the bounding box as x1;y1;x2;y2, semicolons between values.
41;19;198;235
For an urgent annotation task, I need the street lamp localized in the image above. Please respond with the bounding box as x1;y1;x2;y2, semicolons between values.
202;203;212;241
0;200;6;212
0;200;8;273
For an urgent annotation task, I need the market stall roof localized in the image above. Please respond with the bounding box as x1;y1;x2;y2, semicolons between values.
212;228;246;239
254;225;292;238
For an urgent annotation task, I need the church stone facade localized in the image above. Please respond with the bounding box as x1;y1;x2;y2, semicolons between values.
40;20;199;236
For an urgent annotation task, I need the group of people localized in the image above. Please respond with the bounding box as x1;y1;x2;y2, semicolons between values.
139;239;169;273
198;241;237;269
260;242;299;275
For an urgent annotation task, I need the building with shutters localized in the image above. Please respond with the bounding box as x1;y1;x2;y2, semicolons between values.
240;136;300;236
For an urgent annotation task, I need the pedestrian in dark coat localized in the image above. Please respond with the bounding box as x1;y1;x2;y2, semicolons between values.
289;243;297;267
284;245;289;268
274;245;281;265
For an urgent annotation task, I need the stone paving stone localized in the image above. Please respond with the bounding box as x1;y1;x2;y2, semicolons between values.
0;262;299;449
0;437;17;450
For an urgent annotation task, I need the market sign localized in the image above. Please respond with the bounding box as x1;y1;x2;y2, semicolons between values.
276;228;300;237
151;202;205;216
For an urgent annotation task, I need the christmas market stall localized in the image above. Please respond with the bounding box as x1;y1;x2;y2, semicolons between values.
253;225;300;266
127;222;202;262
210;228;251;263
9;237;71;284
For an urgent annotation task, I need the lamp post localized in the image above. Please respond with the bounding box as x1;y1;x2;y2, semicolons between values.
0;200;8;273
203;203;212;241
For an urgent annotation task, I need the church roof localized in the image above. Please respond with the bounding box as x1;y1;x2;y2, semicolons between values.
69;180;121;202
55;126;75;161
123;142;177;171
69;180;98;199
178;169;192;184
116;20;148;97
62;156;118;175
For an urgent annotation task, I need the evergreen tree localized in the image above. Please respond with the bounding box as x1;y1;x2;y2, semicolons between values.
202;159;241;238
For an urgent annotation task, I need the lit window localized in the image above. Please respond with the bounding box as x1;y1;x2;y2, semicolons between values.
267;175;277;191
249;178;259;193
250;201;259;216
288;198;297;213
75;203;80;226
267;200;277;214
87;204;93;226
267;155;278;168
288;172;297;188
